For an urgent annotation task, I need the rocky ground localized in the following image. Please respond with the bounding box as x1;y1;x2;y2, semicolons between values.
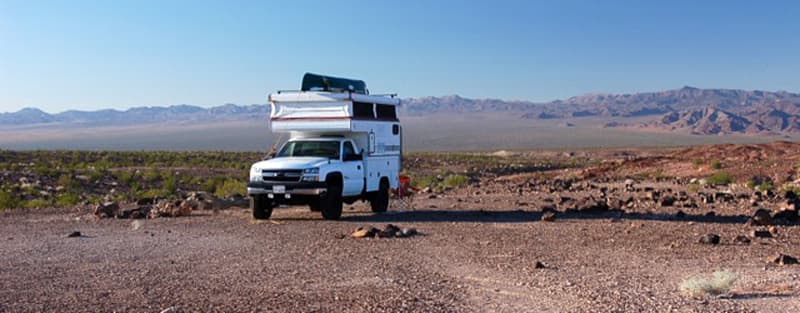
2;142;800;312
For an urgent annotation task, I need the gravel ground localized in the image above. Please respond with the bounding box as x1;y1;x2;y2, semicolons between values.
2;195;799;313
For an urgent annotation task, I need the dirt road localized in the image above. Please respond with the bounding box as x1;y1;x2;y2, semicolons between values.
2;200;798;312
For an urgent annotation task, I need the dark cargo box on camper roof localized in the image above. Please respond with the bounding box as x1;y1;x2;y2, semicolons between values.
301;73;368;94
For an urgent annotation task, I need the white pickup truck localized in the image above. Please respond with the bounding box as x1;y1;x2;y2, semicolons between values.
247;73;402;220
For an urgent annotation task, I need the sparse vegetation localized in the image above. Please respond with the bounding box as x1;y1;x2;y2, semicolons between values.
214;179;246;198
679;270;739;298
0;150;259;209
442;174;468;188
710;160;722;170
707;171;734;186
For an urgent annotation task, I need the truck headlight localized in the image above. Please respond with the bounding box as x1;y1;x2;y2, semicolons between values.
250;166;261;175
302;167;320;181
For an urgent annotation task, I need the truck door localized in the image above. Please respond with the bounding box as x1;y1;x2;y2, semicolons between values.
341;141;365;196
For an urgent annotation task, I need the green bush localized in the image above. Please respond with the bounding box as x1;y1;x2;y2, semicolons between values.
23;198;51;208
410;175;436;189
55;192;81;207
0;190;19;210
443;174;468;188
143;168;161;182
710;160;722;170
707;171;734;186
214;179;245;198
116;170;136;186
57;174;77;190
163;173;177;193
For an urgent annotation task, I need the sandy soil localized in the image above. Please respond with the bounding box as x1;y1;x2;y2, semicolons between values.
1;202;798;312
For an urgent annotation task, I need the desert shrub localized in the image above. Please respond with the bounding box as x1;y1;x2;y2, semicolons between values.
707;171;734;186
115;170;136;186
680;270;739;298
214;179;245;198
55;192;81;207
747;180;774;191
57;174;78;190
88;169;105;182
410;175;436;189
0;190;19;210
710;160;722;170
143;168;162;182
23;198;51;208
443;174;468;188
687;183;700;193
201;176;226;193
139;188;171;199
693;159;705;167
163;172;177;193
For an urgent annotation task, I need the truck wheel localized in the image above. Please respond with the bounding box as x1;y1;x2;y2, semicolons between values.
370;179;389;213
320;182;343;220
251;195;273;220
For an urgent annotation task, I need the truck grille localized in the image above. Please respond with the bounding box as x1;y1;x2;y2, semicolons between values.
262;170;302;182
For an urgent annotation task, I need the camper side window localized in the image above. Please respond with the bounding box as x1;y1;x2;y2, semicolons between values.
376;104;397;120
353;102;374;119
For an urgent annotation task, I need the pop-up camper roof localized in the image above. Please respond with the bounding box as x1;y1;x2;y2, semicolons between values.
268;73;400;133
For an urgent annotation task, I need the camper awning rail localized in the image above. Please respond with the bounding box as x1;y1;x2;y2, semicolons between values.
270;91;401;106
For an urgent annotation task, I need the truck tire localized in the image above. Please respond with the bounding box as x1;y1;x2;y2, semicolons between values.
370;179;389;213
251;195;273;219
320;181;343;220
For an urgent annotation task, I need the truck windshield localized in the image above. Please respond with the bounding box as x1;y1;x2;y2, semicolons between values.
276;141;340;159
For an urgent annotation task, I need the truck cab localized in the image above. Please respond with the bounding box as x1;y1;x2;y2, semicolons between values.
247;73;401;220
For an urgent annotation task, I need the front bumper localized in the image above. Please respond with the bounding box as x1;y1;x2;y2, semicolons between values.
247;181;327;196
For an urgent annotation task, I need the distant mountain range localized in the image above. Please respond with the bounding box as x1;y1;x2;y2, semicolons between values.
0;104;269;126
4;87;800;135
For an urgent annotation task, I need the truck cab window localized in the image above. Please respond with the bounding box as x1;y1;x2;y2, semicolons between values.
276;141;340;159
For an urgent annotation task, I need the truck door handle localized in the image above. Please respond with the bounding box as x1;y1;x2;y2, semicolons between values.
357;165;361;170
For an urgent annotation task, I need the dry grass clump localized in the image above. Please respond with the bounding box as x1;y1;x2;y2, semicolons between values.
679;270;739;297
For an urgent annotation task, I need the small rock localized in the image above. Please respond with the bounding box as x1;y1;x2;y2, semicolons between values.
699;234;720;245
534;261;547;269
67;231;82;238
751;208;772;226
541;212;556;222
397;228;418;238
733;235;751;244
378;224;401;238
770;254;799;265
751;229;773;238
351;227;378;238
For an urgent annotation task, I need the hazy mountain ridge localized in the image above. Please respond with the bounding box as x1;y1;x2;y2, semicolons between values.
0;104;270;126
4;87;800;135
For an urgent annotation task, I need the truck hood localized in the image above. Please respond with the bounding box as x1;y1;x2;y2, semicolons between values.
252;157;332;170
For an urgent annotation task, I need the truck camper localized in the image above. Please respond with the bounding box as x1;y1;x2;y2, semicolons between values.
247;73;402;220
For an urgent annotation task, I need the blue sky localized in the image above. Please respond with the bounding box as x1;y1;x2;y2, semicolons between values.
1;0;799;113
